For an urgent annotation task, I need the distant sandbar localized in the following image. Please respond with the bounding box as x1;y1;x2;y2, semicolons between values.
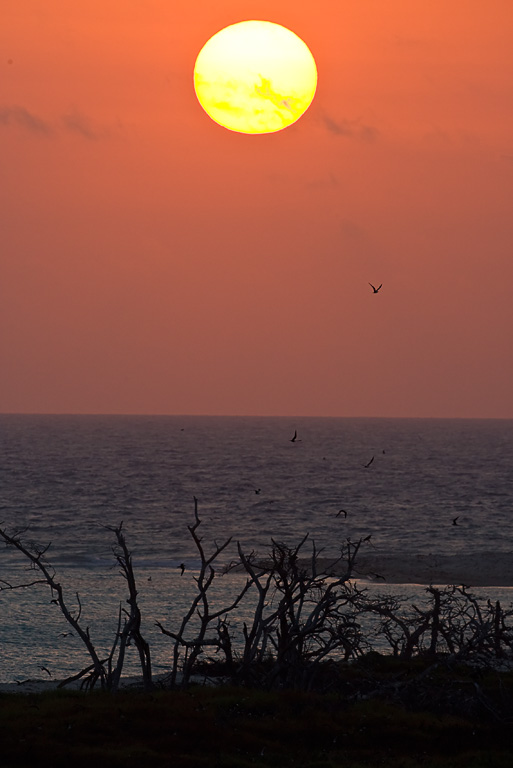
319;551;513;588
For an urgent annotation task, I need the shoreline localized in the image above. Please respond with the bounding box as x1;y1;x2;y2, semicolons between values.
234;550;513;588
2;552;511;692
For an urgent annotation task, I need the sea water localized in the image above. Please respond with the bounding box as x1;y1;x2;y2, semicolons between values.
1;414;512;683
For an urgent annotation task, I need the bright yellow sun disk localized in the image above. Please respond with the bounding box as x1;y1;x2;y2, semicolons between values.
194;20;317;134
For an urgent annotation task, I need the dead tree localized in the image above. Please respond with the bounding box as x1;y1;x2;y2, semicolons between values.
105;523;152;691
366;585;513;664
437;586;513;662
234;535;369;690
0;522;151;691
0;525;110;689
360;592;422;658
235;543;277;684
156;498;252;687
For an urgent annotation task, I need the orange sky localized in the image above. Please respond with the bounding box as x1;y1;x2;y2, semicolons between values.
2;1;513;418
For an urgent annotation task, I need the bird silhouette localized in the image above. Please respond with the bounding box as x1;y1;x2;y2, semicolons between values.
290;430;299;442
369;283;382;293
179;563;185;575
255;488;261;494
452;517;459;526
336;509;347;518
364;456;375;468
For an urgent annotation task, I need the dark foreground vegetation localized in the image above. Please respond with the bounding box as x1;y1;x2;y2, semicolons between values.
2;657;513;768
2;501;513;693
2;501;513;765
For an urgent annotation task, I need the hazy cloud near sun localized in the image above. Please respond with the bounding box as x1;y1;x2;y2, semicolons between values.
61;109;105;141
1;104;112;141
0;105;52;135
322;114;379;142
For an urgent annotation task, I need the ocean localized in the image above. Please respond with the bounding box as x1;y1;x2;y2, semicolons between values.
1;414;512;684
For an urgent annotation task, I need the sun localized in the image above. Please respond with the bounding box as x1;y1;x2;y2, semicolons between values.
193;20;317;134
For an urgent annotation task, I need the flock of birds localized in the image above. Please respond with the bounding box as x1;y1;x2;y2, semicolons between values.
173;281;463;579
288;428;464;529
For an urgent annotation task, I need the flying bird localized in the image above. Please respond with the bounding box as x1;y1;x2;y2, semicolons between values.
452;517;459;526
40;666;52;676
290;430;298;442
364;456;375;468
369;283;382;293
255;488;261;494
336;509;347;518
179;563;186;575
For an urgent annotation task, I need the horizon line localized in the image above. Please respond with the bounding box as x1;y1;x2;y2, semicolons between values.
1;412;512;421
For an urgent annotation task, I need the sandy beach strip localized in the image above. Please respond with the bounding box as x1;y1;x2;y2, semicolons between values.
320;551;513;587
